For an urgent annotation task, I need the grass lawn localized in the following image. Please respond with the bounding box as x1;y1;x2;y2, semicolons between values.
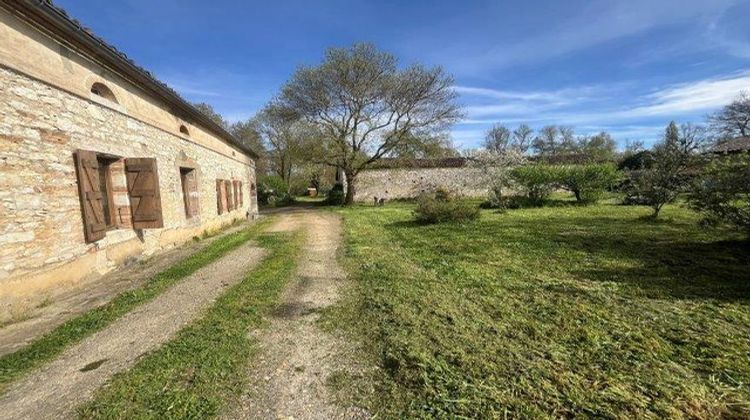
0;219;272;393
79;230;304;418
325;200;750;418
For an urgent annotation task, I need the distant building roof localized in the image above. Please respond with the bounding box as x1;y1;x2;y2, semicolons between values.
710;137;750;154
1;1;258;158
367;157;469;169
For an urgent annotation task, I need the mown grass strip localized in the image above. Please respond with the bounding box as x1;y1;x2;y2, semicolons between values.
79;231;304;419
0;219;272;392
324;202;750;418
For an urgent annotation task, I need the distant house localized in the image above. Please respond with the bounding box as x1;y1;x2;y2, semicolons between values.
0;2;259;319
710;137;750;154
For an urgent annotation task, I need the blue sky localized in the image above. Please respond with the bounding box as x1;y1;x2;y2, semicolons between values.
57;0;750;149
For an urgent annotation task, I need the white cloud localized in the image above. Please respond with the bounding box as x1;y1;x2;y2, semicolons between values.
456;71;750;125
456;84;615;119
620;71;750;117
451;71;750;145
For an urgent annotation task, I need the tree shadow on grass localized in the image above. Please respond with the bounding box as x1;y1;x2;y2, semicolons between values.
559;233;750;302
385;213;750;303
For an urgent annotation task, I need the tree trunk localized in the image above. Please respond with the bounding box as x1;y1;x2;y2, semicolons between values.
344;172;356;205
652;204;662;218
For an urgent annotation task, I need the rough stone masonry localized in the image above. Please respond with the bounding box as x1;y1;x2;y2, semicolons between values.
0;3;258;322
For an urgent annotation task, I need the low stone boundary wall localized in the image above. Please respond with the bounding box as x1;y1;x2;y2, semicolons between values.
354;167;492;202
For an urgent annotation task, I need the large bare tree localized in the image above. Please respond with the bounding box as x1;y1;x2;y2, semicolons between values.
512;124;534;153
485;123;534;153
709;91;750;139
275;43;462;204
483;124;512;152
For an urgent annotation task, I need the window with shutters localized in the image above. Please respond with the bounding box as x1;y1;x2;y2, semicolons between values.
180;167;199;219
75;150;165;242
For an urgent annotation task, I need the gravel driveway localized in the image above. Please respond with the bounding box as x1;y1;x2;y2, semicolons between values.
228;209;368;419
0;240;266;419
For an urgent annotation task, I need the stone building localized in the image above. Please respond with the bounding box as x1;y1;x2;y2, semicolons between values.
0;2;259;320
353;158;492;202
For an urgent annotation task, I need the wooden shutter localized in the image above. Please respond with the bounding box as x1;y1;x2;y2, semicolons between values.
233;180;240;209
181;169;199;218
216;179;224;214
125;158;163;229
74;149;107;243
188;172;199;217
225;180;234;211
239;181;243;207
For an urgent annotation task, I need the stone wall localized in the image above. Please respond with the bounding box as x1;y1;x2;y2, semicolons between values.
0;66;257;320
354;167;492;202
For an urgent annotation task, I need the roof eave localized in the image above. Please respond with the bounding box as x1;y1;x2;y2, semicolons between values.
4;1;259;159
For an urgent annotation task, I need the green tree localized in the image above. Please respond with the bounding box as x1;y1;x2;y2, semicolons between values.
229;120;267;174
275;43;462;204
253;104;315;183
578;131;617;162
532;125;559;157
689;154;750;234
390;133;459;159
626;121;700;217
192;102;228;128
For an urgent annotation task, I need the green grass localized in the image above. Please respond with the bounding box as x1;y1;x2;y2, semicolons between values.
78;230;303;418
0;219;272;392
324;201;750;418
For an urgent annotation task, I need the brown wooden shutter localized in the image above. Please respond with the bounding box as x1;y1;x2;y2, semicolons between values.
74;149;107;243
216;179;224;214
239;181;243;207
233;180;240;209
125;158;163;229
188;172;200;217
225;180;234;211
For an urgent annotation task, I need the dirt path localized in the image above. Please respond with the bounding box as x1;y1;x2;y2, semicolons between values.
0;221;254;357
0;240;266;419
228;209;367;419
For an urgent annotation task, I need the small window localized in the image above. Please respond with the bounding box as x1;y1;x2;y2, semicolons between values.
90;82;118;103
180;168;199;219
179;125;190;136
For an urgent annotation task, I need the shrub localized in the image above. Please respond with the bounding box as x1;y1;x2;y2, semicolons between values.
326;183;346;206
556;164;619;204
258;175;293;207
414;188;480;224
688;155;750;234
510;165;556;204
618;150;655;171
622;122;704;217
